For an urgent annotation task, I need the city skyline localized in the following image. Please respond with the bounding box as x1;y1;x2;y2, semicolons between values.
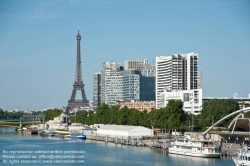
0;0;250;110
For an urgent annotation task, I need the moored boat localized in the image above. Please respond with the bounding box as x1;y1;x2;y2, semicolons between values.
168;135;221;158
70;133;86;140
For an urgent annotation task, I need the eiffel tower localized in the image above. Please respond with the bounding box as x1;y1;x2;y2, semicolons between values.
66;28;89;112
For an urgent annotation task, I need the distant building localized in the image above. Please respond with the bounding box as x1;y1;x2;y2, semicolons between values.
45;113;68;130
159;89;203;115
101;62;121;105
93;72;102;111
141;64;155;77
100;61;155;106
156;52;201;109
116;100;156;112
125;59;155;77
140;76;155;101
125;60;143;71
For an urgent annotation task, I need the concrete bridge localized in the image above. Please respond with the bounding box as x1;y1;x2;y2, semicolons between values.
0;115;45;127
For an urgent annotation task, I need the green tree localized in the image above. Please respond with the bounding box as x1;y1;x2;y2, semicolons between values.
87;110;96;125
74;110;88;124
44;109;62;121
117;106;129;125
197;99;239;131
166;100;184;130
139;110;149;127
0;108;4;118
96;103;111;124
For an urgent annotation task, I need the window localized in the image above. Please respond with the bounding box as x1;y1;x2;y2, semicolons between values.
183;93;190;101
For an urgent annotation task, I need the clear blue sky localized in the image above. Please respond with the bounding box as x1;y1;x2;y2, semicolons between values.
0;0;250;110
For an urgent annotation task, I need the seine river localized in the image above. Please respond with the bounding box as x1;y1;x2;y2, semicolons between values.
0;126;234;166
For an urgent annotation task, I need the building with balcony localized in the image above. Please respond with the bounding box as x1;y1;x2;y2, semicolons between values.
156;52;201;109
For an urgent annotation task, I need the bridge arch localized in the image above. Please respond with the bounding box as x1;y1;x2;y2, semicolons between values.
202;107;250;137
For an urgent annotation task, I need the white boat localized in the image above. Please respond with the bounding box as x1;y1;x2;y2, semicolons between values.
232;150;250;166
168;135;221;158
70;133;86;140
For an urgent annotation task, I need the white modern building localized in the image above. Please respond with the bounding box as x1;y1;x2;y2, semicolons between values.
97;125;153;137
156;52;201;109
159;89;203;115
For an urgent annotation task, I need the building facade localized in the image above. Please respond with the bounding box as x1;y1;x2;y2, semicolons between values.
117;100;156;112
159;89;203;115
101;62;121;104
156;52;200;109
102;75;124;106
121;70;141;101
125;60;143;71
93;72;102;111
140;76;155;101
101;61;155;106
125;59;155;77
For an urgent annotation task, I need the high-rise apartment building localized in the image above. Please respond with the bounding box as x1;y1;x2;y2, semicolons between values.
121;70;141;101
93;72;101;111
101;62;121;104
156;52;200;108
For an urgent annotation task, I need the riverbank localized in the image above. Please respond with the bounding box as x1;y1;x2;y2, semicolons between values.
1;126;234;166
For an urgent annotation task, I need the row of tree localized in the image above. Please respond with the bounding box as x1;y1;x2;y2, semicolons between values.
1;98;241;132
0;108;26;119
70;99;240;132
70;100;185;131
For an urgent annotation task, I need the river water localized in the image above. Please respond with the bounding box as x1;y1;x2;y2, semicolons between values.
0;126;234;166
